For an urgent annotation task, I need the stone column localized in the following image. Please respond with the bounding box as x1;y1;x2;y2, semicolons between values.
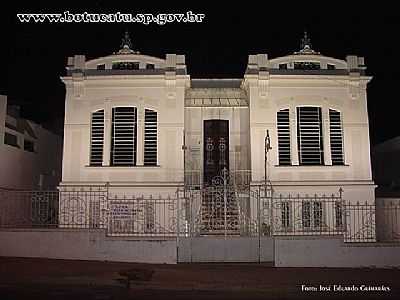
322;105;332;166
136;101;144;166
103;99;111;166
290;100;299;165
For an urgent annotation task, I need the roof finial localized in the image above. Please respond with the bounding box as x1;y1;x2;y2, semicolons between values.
121;31;133;50
294;31;320;55
301;31;312;51
115;31;140;55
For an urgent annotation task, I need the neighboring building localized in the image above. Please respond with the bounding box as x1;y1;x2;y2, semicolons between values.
371;137;400;242
372;136;400;196
60;32;375;234
0;95;63;190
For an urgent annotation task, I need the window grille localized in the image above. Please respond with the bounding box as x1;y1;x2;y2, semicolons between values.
329;109;344;165
111;107;137;166
145;202;155;233
279;63;288;69
302;201;323;229
302;201;311;228
90;110;104;166
146;63;155;70
313;202;323;228
297;107;324;165
294;61;321;70
335;201;344;229
112;62;139;70
144;109;157;166
277;109;291;165
281;202;291;229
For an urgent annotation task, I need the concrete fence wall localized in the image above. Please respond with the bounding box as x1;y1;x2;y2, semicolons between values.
177;237;274;263
1;230;400;267
275;236;400;268
0;229;177;264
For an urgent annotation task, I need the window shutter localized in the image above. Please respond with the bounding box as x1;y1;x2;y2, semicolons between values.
111;107;137;166
277;109;291;165
144;109;157;166
329;109;344;165
297;107;324;165
90;110;104;166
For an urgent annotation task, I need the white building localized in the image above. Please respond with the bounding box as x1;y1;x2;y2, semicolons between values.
0;95;63;190
60;33;375;236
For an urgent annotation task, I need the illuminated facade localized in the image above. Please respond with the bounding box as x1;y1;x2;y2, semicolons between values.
61;32;375;206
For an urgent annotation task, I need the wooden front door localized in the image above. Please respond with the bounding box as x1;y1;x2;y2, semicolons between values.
203;120;229;185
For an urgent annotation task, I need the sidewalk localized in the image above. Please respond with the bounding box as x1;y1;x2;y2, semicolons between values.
1;257;399;299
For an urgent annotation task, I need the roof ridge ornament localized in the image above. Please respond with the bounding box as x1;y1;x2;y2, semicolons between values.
114;31;140;55
294;31;320;55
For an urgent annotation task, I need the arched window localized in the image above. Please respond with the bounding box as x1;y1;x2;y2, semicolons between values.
144;109;158;166
329;109;344;165
297;106;324;165
111;107;137;166
277;109;291;165
90;109;104;166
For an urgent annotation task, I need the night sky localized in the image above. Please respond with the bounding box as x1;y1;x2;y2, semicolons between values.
4;4;400;145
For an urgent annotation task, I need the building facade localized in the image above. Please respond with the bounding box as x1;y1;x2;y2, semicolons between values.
61;33;374;197
60;33;375;236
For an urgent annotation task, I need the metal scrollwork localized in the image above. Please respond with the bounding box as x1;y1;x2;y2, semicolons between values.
218;137;226;166
198;167;241;235
206;137;214;165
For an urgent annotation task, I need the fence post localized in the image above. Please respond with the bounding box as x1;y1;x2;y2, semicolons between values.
223;167;227;240
258;187;261;263
105;182;110;232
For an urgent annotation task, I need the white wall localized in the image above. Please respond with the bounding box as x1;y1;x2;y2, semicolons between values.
2;231;399;267
244;56;375;205
61;55;189;186
178;237;273;262
275;236;400;268
0;229;177;264
246;77;373;182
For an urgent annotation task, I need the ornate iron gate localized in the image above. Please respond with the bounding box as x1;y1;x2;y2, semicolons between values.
185;168;261;237
178;177;353;262
178;168;271;262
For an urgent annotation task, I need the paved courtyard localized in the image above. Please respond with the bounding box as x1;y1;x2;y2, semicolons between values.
0;257;399;299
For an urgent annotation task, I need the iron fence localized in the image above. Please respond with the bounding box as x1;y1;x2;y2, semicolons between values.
268;194;347;237
0;186;399;243
184;170;251;187
107;193;187;237
343;201;376;242
58;185;108;229
0;189;59;227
